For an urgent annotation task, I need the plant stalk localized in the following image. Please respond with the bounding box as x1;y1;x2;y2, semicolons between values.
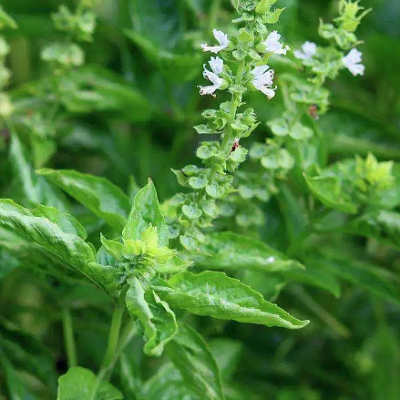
62;308;78;368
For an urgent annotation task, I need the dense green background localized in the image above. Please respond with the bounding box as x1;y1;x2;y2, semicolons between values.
1;0;400;399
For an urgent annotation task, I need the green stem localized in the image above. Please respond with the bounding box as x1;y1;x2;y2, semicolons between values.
292;286;350;338
62;308;78;368
191;60;246;219
89;303;125;400
101;305;125;372
208;0;222;35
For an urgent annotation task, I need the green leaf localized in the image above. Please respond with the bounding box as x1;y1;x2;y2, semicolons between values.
155;271;309;329
38;169;131;232
192;232;304;273
100;234;124;260
209;339;243;382
58;66;152;121
0;318;57;391
0;352;36;400
314;254;400;305
123;180;168;246
10;133;67;211
348;210;400;250
125;30;201;83
304;173;358;214
206;183;226;199
0;200;118;296
41;43;84;67
265;8;285;24
141;362;200;400
0;6;17;29
166;324;225;400
10;133;40;204
285;263;341;298
57;367;123;400
126;278;177;357
256;0;272;14
32;205;87;239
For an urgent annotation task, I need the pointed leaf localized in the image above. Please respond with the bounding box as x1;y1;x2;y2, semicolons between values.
166;324;224;400
141;362;200;400
38;169;131;232
154;271;309;329
123;180;168;246
0;200;118;296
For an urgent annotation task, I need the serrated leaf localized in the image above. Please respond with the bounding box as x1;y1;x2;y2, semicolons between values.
126;278;177;357
154;271;309;329
57;367;123;400
192;232;304;273
123;180;168;246
38;169;131;232
166;324;225;400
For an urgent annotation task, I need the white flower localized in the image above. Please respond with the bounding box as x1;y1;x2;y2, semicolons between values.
263;30;290;55
251;65;276;99
199;56;224;96
342;48;365;76
208;56;224;75
201;29;229;54
294;41;317;60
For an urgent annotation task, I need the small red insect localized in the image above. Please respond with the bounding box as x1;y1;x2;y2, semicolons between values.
231;138;240;152
309;104;319;120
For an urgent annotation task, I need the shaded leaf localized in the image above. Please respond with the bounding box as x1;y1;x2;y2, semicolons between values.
38;169;131;232
166;324;224;400
314;254;400;305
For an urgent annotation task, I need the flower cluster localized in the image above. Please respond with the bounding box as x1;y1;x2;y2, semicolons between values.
41;1;98;69
14;0;99;168
168;0;291;249
224;0;370;229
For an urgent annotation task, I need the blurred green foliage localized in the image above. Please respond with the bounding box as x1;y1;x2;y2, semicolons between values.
0;0;400;399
